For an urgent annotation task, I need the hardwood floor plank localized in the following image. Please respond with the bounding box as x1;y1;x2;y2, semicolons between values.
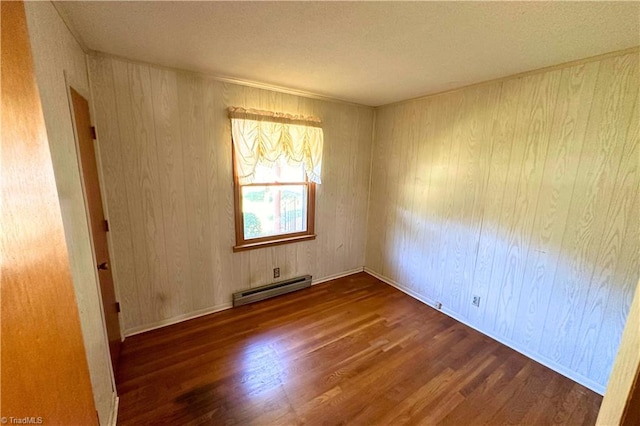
116;272;602;425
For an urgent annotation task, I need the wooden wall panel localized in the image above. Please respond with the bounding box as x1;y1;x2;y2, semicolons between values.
111;59;153;325
493;70;562;338
511;62;599;354
89;55;373;334
466;78;519;328
540;53;637;372
177;72;213;313
149;67;193;317
570;56;639;379
89;56;139;330
591;98;639;385
365;49;639;392
431;93;463;306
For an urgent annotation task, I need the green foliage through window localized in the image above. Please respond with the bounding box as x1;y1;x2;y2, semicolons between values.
243;212;262;239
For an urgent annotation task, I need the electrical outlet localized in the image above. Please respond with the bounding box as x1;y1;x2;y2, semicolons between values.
273;267;280;279
435;302;442;310
472;295;481;307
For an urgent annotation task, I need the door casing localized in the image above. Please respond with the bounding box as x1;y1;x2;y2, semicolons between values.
69;86;122;378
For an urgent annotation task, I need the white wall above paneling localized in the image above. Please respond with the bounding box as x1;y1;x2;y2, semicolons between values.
88;55;374;334
365;50;639;393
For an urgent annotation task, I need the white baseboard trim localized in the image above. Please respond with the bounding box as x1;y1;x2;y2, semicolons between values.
124;302;232;337
123;268;366;338
107;392;118;426
312;267;365;286
365;268;439;307
364;267;606;395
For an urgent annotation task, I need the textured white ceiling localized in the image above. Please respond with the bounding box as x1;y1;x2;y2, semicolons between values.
55;1;639;106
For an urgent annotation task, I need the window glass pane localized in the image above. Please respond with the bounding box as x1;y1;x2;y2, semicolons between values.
242;185;307;240
253;156;306;183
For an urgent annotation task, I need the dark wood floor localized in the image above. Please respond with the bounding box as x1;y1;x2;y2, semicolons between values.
116;272;602;425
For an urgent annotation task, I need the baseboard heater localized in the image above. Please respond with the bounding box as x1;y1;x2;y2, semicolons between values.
232;275;312;307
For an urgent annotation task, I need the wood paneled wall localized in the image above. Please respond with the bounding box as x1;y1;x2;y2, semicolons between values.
365;50;639;392
88;55;373;334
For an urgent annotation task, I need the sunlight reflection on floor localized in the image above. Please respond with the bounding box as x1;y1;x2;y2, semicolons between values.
240;335;289;397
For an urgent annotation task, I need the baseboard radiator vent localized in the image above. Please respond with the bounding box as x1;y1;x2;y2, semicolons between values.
233;275;312;307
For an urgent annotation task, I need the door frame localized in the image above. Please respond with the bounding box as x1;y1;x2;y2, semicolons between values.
65;72;123;389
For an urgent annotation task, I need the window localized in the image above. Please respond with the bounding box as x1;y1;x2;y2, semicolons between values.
229;107;323;251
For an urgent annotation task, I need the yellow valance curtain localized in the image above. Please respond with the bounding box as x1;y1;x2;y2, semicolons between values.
228;107;324;184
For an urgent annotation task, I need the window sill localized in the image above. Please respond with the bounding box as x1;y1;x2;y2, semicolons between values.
233;234;316;252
